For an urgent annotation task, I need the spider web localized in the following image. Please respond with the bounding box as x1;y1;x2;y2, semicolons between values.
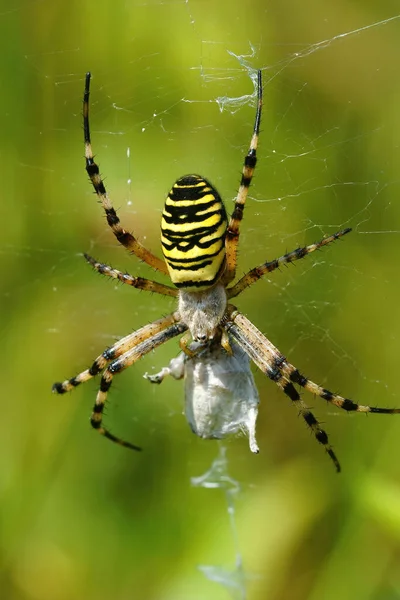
2;3;400;600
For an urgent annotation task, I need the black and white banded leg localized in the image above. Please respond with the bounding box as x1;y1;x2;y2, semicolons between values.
90;320;187;449
53;313;182;394
223;69;263;285
83;73;168;275
227;228;351;299
84;254;178;297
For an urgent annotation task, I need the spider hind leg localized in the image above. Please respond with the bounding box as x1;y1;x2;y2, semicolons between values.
289;369;400;415
225;309;341;471
276;378;341;472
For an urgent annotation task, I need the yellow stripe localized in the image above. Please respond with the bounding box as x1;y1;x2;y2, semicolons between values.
172;181;205;189
162;238;224;262
165;193;217;208
167;252;226;288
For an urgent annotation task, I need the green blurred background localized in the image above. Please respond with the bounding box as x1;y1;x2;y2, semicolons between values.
2;1;400;599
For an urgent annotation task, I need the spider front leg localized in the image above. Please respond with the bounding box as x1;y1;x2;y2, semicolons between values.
227;227;352;299
52;313;180;394
222;69;262;285
83;73;168;275
224;307;341;472
91;321;187;449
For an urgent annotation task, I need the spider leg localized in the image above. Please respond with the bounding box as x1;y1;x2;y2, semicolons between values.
84;254;178;297
224;307;341;472
52;313;181;394
228;309;400;416
91;320;187;449
83;73;168;275
222;70;262;285
227;228;352;299
288;370;400;415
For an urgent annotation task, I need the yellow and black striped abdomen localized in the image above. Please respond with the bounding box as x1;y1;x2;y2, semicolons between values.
161;175;227;290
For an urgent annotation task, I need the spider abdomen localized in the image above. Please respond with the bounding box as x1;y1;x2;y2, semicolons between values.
161;175;227;290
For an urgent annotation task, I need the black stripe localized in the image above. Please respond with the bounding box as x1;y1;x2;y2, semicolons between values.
162;228;225;246
86;161;99;177
164;200;224;219
165;198;219;214
321;389;334;401
161;231;226;252
162;216;224;239
162;208;224;225
162;236;224;252
175;175;205;186
115;231;134;246
165;247;224;264
244;152;257;168
240;175;252;188
167;175;224;204
105;208;119;227
167;259;213;272
292;247;307;260
89;361;103;376
266;259;279;272
303;411;318;427
289;369;308;387
100;378;112;392
316;430;328;445
282;382;300;401
341;399;358;411
52;382;66;394
231;205;244;221
163;233;224;252
173;271;222;288
267;367;282;382
328;449;341;473
169;188;213;202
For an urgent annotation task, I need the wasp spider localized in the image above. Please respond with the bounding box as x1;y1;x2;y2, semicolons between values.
53;71;400;472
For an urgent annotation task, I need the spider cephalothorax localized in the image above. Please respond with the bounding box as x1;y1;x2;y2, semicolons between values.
53;71;400;472
178;284;227;342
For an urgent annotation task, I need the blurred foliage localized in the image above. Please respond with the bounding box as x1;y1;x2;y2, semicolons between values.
1;1;400;599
